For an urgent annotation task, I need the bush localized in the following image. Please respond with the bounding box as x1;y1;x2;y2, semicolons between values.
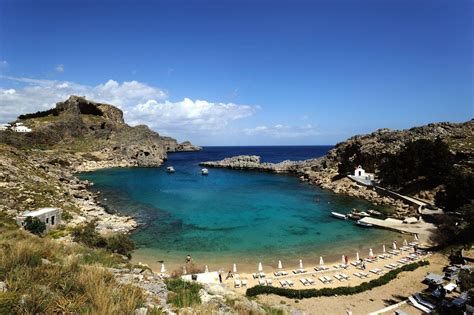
165;278;202;308
71;221;107;248
24;217;46;235
18;107;61;120
105;234;136;258
246;260;429;298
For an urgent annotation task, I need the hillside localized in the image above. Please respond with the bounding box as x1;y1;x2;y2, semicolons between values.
0;95;200;169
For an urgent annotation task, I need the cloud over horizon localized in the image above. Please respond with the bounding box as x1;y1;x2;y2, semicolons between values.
0;76;255;141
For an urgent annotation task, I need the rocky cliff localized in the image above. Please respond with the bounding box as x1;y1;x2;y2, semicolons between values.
201;120;473;216
0;95;200;169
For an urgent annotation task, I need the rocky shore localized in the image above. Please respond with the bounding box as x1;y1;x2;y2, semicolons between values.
0;95;201;234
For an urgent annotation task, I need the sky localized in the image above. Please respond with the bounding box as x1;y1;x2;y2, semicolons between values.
0;0;472;145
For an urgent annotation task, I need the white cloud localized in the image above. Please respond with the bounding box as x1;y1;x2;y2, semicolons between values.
55;64;64;73
243;123;320;138
0;76;256;140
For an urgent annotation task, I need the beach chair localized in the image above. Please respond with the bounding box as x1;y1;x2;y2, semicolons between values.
293;270;299;274
234;279;241;288
279;280;287;287
274;271;280;277
340;273;349;280
306;278;315;285
324;276;333;283
281;271;289;276
258;279;266;286
241;279;247;287
370;269;379;274
286;279;294;286
319;276;327;284
266;279;273;286
384;265;394;270
353;272;362;278
252;273;258;279
300;278;309;286
259;272;266;278
334;274;345;282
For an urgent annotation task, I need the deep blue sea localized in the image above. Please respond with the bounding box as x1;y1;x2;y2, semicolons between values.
79;146;402;272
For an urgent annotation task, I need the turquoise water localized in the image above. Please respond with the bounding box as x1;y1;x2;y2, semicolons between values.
79;147;402;272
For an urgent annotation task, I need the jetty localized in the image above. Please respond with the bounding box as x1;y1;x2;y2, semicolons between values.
358;217;436;246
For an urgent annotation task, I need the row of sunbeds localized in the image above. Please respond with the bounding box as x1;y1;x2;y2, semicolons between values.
233;279;248;288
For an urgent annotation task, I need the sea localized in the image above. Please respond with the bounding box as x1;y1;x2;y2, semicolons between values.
78;146;404;273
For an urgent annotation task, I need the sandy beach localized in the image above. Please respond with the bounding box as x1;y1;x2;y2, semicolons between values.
256;252;448;314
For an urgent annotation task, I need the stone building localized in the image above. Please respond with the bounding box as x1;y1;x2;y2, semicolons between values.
16;207;63;231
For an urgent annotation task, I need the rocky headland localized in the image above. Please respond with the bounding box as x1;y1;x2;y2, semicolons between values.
0;95;200;233
201;120;474;218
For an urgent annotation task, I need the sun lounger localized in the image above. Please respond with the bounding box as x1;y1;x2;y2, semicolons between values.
286;279;294;286
234;280;241;288
359;272;369;278
370;268;382;274
281;271;289;276
274;271;281;276
319;276;328;284
306;278;315;285
351;261;361;266
258;279;266;286
252;273;258;279
340;273;349;280
385;264;394;270
279;280;288;287
354;272;363;278
323;276;333;283
300;278;309;286
334;274;345;282
266;279;273;286
259;272;266;278
241;279;247;287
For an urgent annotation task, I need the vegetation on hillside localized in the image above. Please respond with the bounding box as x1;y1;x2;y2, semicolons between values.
71;221;136;258
23;216;46;235
0;213;144;314
18;107;61;120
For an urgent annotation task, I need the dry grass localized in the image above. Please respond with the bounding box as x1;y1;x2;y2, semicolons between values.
0;226;145;314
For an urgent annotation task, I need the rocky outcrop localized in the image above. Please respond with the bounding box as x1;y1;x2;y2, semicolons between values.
0;96;200;169
200;120;473;217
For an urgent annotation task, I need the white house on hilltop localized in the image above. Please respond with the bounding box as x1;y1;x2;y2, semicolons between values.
12;124;32;133
354;165;366;177
348;165;376;186
16;207;63;231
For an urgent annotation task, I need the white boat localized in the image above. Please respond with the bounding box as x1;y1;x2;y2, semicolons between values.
201;168;209;175
356;220;373;227
166;166;175;173
368;209;383;216
331;212;347;220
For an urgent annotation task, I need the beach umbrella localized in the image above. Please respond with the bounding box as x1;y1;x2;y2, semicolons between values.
233;263;237;273
369;248;374;257
319;256;324;266
183;266;187;275
356;252;360;261
392;241;397;250
258;262;263;272
278;260;282;269
414;234;419;241
341;255;345;264
160;263;166;273
383;245;386;253
204;265;209;273
299;259;303;269
403;239;408;246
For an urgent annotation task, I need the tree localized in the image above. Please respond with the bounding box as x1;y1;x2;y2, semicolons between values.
71;221;107;248
436;171;474;212
24;217;46;235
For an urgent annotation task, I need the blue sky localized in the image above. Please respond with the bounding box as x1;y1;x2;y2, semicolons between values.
0;0;472;145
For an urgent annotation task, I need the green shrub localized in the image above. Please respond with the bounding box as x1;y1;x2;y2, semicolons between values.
105;234;136;258
246;260;429;298
71;221;107;248
165;278;202;308
24;217;46;235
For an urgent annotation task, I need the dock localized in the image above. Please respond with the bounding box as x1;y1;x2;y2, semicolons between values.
358;217;437;246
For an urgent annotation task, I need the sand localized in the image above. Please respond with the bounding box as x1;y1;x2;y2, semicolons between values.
254;253;448;315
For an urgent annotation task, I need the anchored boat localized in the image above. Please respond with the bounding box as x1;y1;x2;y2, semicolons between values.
356;220;373;227
166;166;175;173
201;168;209;175
331;212;347;220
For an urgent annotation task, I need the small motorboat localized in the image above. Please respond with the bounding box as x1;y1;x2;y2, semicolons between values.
367;209;383;216
347;213;362;220
201;168;209;175
331;212;347;220
356;220;373;227
166;166;175;173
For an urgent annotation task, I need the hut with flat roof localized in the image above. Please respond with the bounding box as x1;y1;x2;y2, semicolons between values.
16;207;63;231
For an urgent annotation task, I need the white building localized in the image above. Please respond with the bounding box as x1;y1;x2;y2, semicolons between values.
12;125;32;133
354;165;366;177
16;207;63;231
0;124;11;131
